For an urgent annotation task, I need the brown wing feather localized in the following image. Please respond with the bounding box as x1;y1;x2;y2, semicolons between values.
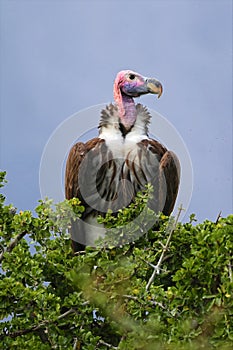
65;137;106;251
140;139;180;215
65;142;86;199
65;138;103;199
159;150;180;215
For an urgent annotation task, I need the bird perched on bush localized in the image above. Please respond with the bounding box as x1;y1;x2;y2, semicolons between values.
65;70;180;251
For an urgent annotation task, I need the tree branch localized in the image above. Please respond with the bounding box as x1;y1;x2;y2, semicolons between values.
145;205;184;291
0;230;28;263
215;211;222;224
98;339;118;349
73;337;79;350
0;305;89;340
123;294;166;310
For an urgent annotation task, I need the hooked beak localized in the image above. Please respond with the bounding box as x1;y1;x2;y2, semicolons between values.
146;78;163;98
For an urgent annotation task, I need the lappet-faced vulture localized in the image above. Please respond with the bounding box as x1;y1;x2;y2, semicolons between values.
65;70;180;251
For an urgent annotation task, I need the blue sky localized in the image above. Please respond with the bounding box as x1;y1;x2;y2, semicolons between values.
0;0;232;222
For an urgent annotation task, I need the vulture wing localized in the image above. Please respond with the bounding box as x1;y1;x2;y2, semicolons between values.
65;136;180;251
65;138;106;251
140;139;180;215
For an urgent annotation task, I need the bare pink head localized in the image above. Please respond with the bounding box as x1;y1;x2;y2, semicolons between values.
113;70;163;130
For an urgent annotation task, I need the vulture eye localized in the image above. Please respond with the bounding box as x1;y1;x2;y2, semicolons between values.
129;74;136;80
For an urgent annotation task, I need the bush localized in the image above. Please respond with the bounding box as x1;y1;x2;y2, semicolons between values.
0;171;232;349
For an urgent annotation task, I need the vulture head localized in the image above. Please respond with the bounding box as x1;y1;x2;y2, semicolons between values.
113;70;163;130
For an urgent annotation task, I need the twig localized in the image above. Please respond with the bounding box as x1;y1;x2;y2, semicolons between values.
73;337;78;350
123;294;166;310
228;262;233;283
148;299;167;310
98;339;118;349
215;211;222;224
122;294;141;302
145;205;184;291
0;230;28;263
74;250;86;255
0;305;88;340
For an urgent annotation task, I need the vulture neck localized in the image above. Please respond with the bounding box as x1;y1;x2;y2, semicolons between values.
114;89;137;130
98;103;151;141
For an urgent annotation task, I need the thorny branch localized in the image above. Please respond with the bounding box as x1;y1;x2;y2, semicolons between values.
0;230;28;263
0;304;88;340
145;205;184;291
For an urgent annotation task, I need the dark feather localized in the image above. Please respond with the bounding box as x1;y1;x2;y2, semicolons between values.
65;104;180;251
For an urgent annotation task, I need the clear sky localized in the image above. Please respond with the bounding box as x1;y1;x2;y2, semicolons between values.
0;0;232;222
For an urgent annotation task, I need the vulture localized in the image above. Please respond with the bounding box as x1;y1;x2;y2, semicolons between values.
65;70;180;252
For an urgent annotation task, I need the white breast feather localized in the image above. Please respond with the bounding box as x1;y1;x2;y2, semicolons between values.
99;103;150;158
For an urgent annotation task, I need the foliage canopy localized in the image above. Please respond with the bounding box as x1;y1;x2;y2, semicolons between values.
0;171;233;349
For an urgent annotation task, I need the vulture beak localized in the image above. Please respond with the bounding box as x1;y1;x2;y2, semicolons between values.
146;78;163;98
